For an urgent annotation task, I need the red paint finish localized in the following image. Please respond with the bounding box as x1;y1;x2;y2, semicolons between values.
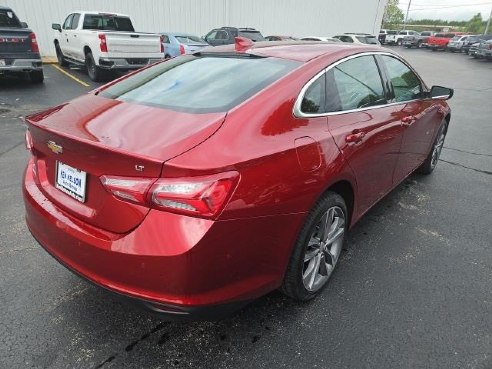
23;42;450;313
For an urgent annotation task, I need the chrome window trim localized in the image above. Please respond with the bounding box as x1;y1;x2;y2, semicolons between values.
293;51;427;118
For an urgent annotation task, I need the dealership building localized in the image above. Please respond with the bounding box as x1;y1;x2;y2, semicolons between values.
4;0;387;57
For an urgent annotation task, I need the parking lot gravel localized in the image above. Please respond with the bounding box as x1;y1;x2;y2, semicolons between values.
0;49;491;369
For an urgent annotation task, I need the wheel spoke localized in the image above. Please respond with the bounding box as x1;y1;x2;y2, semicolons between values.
320;208;335;241
326;227;344;247
306;253;322;289
304;249;318;263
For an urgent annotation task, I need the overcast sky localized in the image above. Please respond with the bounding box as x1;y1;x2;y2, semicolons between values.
398;0;492;21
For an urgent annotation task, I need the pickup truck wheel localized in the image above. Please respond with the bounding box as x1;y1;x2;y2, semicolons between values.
397;39;402;46
85;52;106;82
417;40;422;48
55;44;68;67
29;70;44;84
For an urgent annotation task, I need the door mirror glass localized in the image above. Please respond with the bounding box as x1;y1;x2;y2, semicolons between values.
52;23;62;31
21;21;28;28
430;85;453;100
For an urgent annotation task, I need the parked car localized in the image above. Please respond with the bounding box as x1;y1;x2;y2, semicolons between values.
469;42;481;57
0;5;43;83
386;30;418;45
462;34;492;54
402;31;435;48
300;36;341;42
23;39;453;318
332;33;380;45
379;30;398;45
447;35;473;52
476;39;492;60
428;32;465;51
52;11;164;81
265;35;298;41
161;33;208;58
204;27;265;46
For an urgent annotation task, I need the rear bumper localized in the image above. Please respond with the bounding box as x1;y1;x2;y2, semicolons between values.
23;159;304;318
0;58;42;72
98;57;163;70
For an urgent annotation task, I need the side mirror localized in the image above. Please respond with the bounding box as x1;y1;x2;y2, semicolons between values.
430;85;453;100
52;23;62;32
21;22;28;28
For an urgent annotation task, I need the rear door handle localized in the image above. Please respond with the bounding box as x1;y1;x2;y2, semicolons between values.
345;130;365;144
402;116;416;125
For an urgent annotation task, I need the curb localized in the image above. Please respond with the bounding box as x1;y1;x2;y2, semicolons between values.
41;56;57;64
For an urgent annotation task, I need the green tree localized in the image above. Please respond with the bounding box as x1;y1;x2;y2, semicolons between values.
467;13;484;33
382;0;404;29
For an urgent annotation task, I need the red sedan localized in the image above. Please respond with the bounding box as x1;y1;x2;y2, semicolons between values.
23;39;453;319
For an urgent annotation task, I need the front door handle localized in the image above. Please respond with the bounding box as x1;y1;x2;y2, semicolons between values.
345;130;365;144
402;116;416;125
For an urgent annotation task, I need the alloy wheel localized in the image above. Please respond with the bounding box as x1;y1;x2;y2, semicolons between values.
302;206;345;292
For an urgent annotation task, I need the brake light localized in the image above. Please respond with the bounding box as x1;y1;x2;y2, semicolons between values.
489;44;492;50
160;35;165;53
179;44;185;55
100;172;239;218
29;32;39;53
98;34;107;52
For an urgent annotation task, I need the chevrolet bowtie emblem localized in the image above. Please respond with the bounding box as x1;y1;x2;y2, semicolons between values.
47;141;63;154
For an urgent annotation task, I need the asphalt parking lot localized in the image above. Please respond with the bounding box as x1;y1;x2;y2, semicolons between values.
1;49;491;369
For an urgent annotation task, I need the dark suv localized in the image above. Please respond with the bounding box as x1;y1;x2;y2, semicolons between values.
0;6;43;83
462;34;492;54
204;27;265;46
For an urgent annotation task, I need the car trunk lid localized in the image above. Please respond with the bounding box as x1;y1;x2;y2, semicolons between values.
25;93;226;233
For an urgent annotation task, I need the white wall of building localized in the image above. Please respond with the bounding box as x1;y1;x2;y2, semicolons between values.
3;0;387;57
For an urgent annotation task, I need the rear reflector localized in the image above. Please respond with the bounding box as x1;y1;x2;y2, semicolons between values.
29;32;39;53
100;172;239;218
99;34;108;52
179;44;185;55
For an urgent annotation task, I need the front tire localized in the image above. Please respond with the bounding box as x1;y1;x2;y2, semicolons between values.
281;192;347;301
418;120;448;174
397;39;402;46
55;43;68;67
85;51;106;82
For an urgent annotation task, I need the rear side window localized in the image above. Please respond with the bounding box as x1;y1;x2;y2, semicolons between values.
83;15;135;32
301;74;325;114
239;31;265;41
0;9;21;28
162;34;170;43
328;55;385;111
100;56;300;113
175;35;204;44
381;55;422;102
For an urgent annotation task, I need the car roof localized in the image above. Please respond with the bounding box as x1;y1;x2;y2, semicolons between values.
0;5;13;10
198;41;384;62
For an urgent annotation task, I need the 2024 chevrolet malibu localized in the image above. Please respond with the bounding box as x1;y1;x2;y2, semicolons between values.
23;39;453;319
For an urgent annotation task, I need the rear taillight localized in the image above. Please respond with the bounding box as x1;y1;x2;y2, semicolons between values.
179;44;185;55
29;32;39;53
489;44;492;50
100;172;239;218
98;34;108;52
160;35;165;53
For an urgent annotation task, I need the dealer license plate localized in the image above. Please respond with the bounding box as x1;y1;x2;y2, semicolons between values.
55;162;87;202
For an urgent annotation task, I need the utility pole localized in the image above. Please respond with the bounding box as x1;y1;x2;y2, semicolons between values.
404;0;412;29
485;8;492;35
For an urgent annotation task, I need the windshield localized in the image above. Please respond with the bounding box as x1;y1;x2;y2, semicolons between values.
175;35;205;44
100;55;299;113
239;31;265;41
0;9;22;28
421;32;431;36
82;14;134;31
356;36;378;44
387;30;398;35
451;36;461;41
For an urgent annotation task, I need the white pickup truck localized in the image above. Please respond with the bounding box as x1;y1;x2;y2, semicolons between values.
52;11;163;81
385;30;419;46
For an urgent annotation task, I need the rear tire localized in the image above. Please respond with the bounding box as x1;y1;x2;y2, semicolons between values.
418;120;448;175
55;44;68;67
85;51;106;82
397;39;402;46
29;70;44;83
280;192;347;301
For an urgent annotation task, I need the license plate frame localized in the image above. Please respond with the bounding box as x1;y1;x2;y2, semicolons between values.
55;161;87;202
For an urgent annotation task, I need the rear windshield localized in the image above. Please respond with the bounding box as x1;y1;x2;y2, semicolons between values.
175;35;204;44
387;31;398;35
0;9;22;28
99;55;299;113
239;31;265;42
356;36;378;44
83;15;134;32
